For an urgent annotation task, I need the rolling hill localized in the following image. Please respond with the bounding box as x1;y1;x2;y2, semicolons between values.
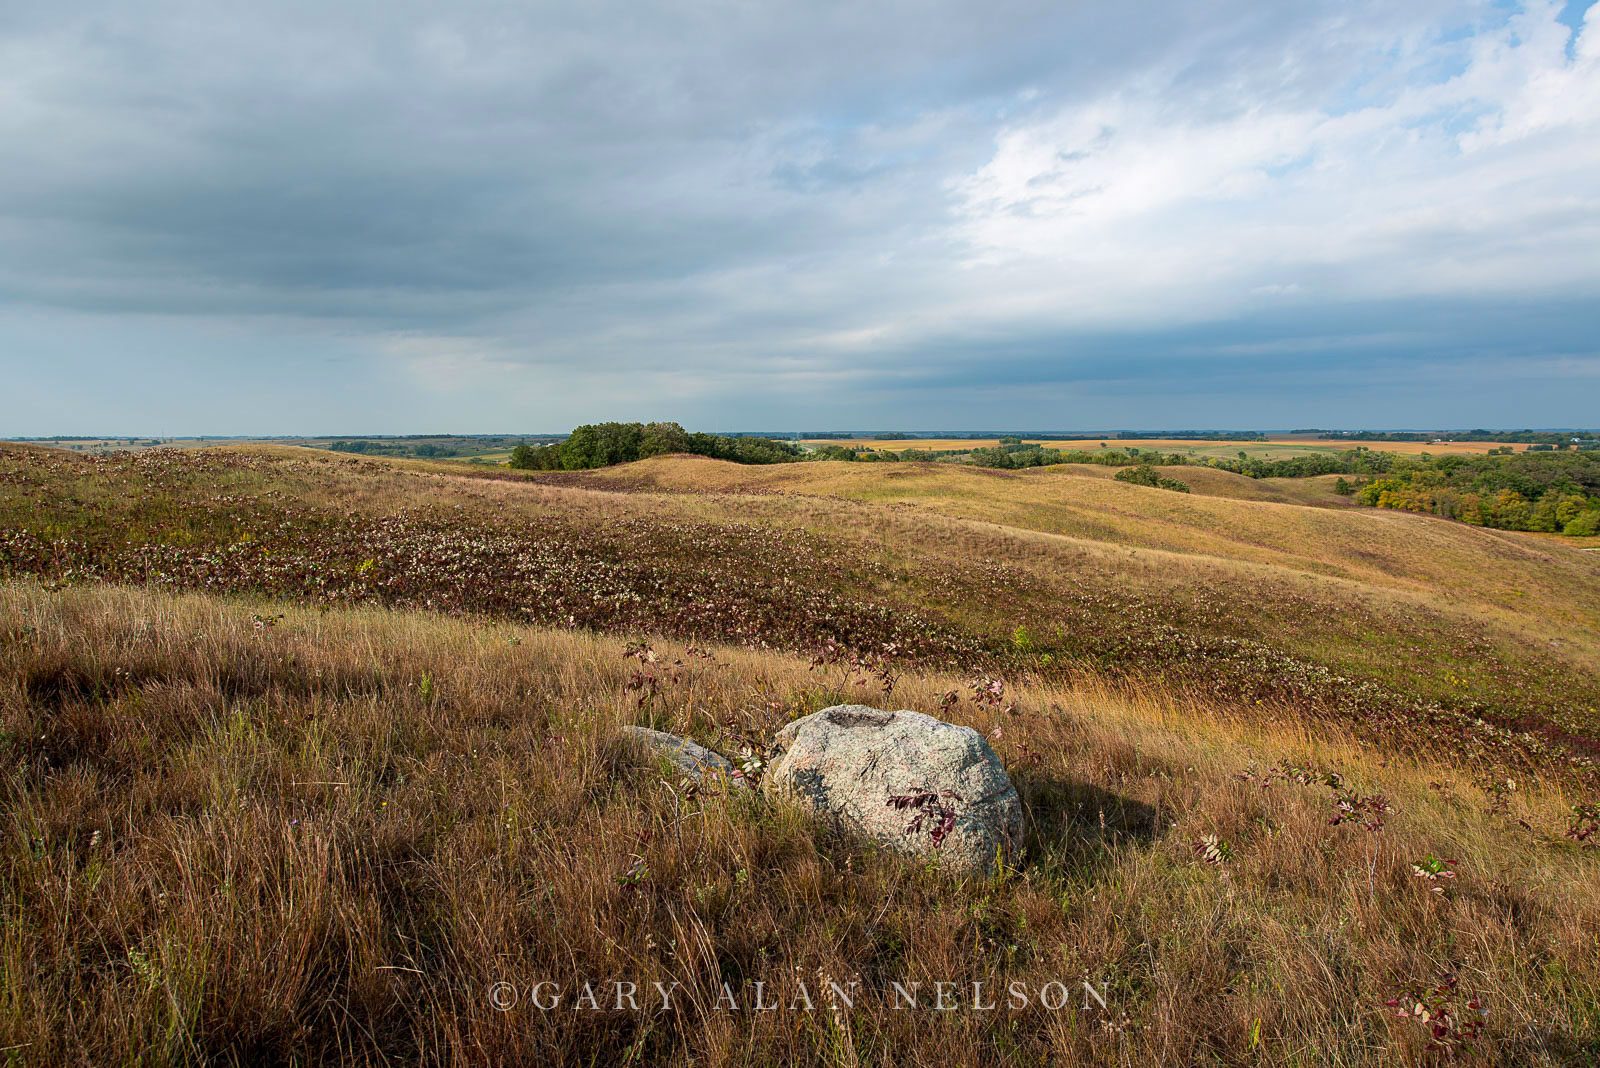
3;443;1599;1064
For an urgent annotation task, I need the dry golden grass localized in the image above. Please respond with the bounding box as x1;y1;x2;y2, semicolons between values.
507;454;1600;763
8;443;1599;754
568;454;1600;637
4;581;1600;1065
1015;462;1342;504
799;437;1544;457
217;445;1582;612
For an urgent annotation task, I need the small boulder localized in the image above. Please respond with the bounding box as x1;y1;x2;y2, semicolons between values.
763;705;1022;874
621;725;751;789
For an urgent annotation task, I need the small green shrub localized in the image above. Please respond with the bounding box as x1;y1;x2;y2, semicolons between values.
1114;464;1190;493
1564;509;1600;536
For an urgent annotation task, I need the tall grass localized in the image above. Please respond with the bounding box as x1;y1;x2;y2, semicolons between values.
4;582;1598;1065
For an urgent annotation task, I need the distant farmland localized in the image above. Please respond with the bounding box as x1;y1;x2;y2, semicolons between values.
16;434;1555;466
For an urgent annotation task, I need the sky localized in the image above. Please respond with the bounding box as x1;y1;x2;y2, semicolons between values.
2;0;1598;435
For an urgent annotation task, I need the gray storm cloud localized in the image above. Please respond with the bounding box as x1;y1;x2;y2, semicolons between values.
1;0;1596;432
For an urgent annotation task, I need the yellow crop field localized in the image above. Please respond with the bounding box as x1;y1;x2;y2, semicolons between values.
1256;437;1539;455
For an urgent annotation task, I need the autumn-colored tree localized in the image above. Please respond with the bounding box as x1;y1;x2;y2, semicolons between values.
1492;489;1532;530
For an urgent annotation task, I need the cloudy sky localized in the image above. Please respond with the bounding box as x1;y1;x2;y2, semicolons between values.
3;0;1598;434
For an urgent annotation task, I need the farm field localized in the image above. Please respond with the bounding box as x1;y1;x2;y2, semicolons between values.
22;437;541;464
3;442;1600;1064
28;434;1552;465
16;437;257;453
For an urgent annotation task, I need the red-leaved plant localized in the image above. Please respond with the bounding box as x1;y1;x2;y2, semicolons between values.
888;790;960;847
1385;972;1486;1062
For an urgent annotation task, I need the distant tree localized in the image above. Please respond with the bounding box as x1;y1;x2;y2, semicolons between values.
1556;494;1589;527
1565;508;1600;536
558;424;605;469
968;448;1015;469
639;421;690;457
1115;464;1190;493
1493;489;1532;529
729;436;804;463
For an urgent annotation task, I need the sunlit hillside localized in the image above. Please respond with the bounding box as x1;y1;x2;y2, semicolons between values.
796;437;1549;458
5;443;1599;774
558;453;1600;692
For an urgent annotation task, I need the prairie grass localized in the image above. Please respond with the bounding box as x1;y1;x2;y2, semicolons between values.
796;438;1540;458
4;581;1600;1065
569;455;1596;615
5;445;1600;785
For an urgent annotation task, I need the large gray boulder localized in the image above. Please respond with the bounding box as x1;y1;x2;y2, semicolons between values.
621;726;752;790
763;705;1022;874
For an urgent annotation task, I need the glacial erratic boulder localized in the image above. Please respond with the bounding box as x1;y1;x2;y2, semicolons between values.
621;725;752;789
763;705;1022;874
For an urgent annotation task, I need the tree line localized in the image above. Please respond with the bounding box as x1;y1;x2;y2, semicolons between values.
504;423;1188;472
1341;450;1600;535
329;440;460;458
507;423;805;470
1323;430;1600;446
1203;447;1599;534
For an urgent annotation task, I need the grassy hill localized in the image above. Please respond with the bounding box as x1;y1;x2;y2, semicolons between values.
2;444;1599;1063
798;436;1549;460
536;455;1600;740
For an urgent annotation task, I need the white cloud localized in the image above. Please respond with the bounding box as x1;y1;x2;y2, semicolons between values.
947;0;1600;330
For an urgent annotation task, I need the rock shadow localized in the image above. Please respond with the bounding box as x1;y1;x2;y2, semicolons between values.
1502;1026;1600;1065
1010;770;1161;863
